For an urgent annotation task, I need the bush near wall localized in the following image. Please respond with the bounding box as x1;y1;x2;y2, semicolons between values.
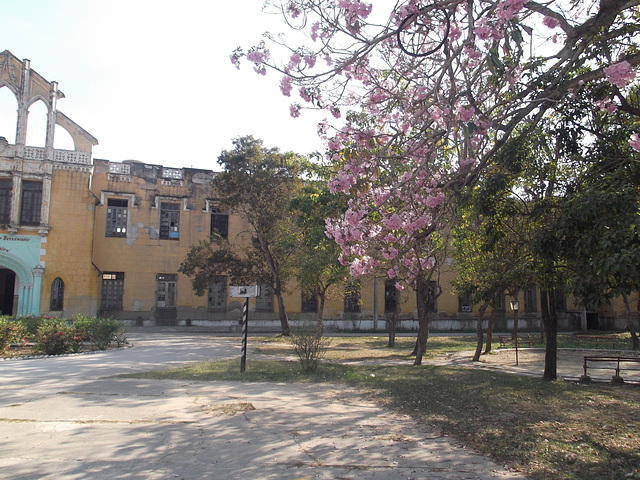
0;316;26;353
0;316;127;356
71;316;125;351
33;318;73;355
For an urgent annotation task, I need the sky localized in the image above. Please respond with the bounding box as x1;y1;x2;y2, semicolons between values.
0;0;330;170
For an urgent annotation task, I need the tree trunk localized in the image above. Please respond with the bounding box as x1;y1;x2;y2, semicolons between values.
388;288;401;347
256;231;291;336
484;307;496;354
473;302;488;362
275;291;291;336
413;277;430;366
622;294;639;350
317;293;326;337
541;289;558;380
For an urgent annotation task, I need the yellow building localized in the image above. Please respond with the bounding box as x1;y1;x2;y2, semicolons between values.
0;50;630;332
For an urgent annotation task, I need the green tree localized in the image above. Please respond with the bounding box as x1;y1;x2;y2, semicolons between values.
451;187;533;361
289;163;349;334
553;87;640;348
180;136;304;336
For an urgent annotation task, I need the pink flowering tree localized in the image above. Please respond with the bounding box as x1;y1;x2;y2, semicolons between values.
232;0;640;366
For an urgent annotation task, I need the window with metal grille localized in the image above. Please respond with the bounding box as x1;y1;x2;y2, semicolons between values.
458;293;472;313
105;199;128;237
384;279;397;314
210;209;229;238
50;277;64;311
524;287;537;312
495;294;505;312
159;203;180;239
344;281;361;313
101;272;124;311
0;178;11;224
208;275;227;311
301;291;318;313
156;273;177;308
20;181;42;226
256;284;274;311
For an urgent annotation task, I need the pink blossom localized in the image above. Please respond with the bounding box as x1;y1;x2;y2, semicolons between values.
311;23;320;42
543;15;560;29
372;188;390;207
280;76;292;96
630;134;640;152
384;214;403;230
604;61;636;88
290;53;302;66
475;19;492;40
595;98;618;113
382;246;398;260
458;105;475;123
304;55;317;68
289;103;301;118
350;256;372;277
425;192;444;207
286;2;301;18
246;51;264;64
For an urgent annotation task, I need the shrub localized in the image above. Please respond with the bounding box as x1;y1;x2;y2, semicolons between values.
290;321;330;373
33;318;72;355
85;317;121;350
68;316;91;353
0;317;26;353
20;315;48;339
114;322;129;348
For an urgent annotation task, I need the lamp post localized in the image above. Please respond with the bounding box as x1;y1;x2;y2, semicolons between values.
510;299;519;366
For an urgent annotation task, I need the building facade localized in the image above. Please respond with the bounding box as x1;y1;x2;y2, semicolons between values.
0;50;631;332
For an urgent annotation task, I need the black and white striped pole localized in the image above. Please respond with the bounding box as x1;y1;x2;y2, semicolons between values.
240;297;249;372
230;285;260;373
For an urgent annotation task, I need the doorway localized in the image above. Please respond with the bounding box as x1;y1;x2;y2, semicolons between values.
0;268;16;315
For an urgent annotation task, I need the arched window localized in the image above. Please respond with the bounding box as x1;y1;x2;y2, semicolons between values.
50;277;64;311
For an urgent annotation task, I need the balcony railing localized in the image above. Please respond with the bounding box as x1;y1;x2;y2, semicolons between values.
21;146;92;165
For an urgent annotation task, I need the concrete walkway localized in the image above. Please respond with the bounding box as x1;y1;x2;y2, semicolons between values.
0;332;527;479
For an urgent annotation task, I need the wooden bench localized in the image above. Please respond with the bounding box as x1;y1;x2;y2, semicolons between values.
498;334;536;349
581;356;640;383
575;335;617;349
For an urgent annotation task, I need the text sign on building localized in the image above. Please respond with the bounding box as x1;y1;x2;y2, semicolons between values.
229;285;260;298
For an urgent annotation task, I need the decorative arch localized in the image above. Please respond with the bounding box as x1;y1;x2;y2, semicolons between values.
0;251;34;285
25;98;48;148
0;85;18;142
53;125;74;150
27;94;50;110
0;81;18;97
0;251;42;316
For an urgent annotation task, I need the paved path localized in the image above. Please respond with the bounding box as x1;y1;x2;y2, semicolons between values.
0;332;527;480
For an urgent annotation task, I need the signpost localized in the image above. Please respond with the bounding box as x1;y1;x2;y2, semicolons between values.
230;286;260;372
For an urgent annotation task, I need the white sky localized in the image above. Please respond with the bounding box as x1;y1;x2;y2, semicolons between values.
0;0;330;170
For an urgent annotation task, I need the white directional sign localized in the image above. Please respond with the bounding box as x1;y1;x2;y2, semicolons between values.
229;285;260;298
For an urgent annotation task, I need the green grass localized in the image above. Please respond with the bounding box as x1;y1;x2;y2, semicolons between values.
126;333;640;480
